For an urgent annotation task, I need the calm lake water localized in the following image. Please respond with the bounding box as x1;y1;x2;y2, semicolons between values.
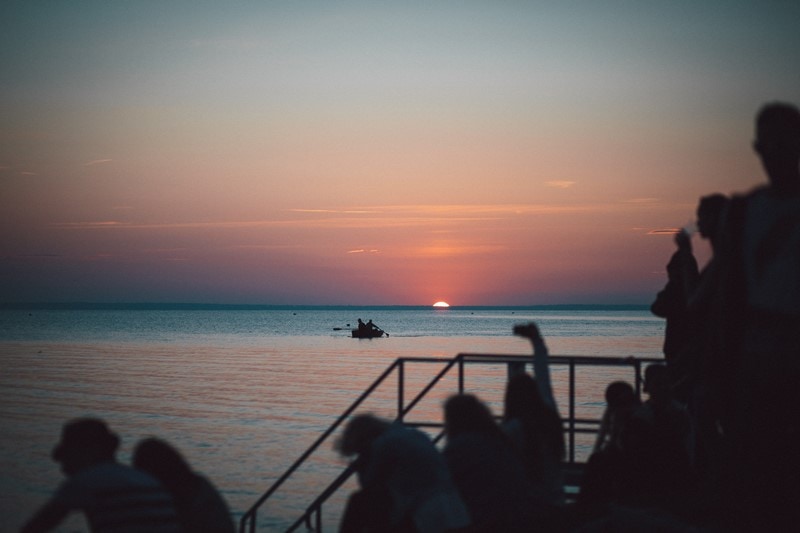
0;306;664;532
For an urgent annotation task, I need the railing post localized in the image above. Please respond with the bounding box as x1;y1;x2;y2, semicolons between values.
568;358;576;463
398;360;405;421
458;355;464;394
633;359;643;398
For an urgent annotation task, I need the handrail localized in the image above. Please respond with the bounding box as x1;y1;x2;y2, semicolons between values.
239;358;402;533
239;352;661;532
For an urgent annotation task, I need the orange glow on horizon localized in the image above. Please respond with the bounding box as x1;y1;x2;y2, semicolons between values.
432;301;450;308
2;3;787;306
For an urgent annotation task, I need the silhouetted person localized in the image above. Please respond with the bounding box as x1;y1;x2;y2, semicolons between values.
664;195;730;395
21;418;179;533
504;323;565;508
652;194;729;487
579;395;676;513
592;381;639;454
638;365;689;455
651;227;699;389
335;413;469;533
636;364;695;510
443;394;533;532
712;102;800;530
133;438;235;533
511;322;559;411
696;193;728;248
503;374;565;507
580;381;658;512
357;318;367;335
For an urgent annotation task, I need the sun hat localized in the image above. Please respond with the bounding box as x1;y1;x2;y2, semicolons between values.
52;418;120;461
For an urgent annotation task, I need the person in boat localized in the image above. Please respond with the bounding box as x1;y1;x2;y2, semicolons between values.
366;319;380;334
357;318;368;335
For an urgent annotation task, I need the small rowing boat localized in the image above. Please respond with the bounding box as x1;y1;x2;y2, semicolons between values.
351;327;386;338
351;318;387;338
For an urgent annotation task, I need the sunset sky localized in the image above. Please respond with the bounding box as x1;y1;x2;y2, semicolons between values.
2;2;798;305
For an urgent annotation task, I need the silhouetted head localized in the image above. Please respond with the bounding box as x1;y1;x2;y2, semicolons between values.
335;414;391;457
503;372;544;422
604;381;637;410
696;193;728;242
753;102;800;194
133;438;194;489
643;364;670;398
444;393;500;439
52;418;120;476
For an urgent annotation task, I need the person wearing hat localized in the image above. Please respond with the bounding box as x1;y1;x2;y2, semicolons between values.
21;418;180;532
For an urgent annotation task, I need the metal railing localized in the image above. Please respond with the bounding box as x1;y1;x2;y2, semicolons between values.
239;352;660;532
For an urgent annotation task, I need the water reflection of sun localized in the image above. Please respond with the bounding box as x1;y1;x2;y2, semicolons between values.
432;301;450;308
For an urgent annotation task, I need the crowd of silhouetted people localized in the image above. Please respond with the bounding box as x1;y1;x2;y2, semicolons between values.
334;101;800;532
336;325;701;532
21;102;800;532
647;101;800;531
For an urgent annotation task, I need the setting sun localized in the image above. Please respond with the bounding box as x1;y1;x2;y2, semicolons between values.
432;301;450;308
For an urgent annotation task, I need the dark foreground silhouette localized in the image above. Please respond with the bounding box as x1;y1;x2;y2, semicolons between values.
21;418;180;533
133;438;235;533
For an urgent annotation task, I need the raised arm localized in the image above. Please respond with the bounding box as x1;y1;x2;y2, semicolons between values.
514;322;557;411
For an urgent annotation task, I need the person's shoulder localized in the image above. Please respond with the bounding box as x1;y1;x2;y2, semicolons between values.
54;461;164;508
74;461;163;488
375;423;430;453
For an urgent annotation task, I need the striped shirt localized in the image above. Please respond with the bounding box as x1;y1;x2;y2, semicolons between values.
53;461;180;532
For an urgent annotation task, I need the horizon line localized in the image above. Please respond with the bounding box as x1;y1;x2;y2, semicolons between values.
1;302;650;311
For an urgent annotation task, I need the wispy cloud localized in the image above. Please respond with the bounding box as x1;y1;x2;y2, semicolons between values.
647;228;681;235
288;208;383;214
544;180;576;189
84;159;113;167
347;249;380;254
53;221;130;228
50;203;672;232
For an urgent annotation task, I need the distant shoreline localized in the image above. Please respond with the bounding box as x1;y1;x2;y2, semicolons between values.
1;302;650;311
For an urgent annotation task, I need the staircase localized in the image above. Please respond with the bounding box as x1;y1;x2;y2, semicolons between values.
239;352;659;532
